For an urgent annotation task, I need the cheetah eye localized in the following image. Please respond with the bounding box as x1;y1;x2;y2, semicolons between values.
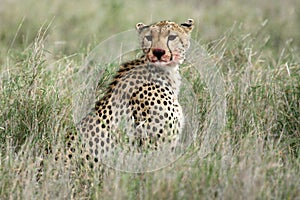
145;35;152;41
168;35;177;41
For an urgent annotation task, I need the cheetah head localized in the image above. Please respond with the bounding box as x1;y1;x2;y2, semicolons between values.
136;19;194;66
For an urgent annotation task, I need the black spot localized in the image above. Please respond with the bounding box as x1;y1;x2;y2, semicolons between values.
157;99;161;104
89;162;94;169
163;101;168;106
96;127;100;133
95;101;101;107
89;141;93;147
155;118;159;123
91;131;95;137
129;81;134;86
101;132;105;138
133;110;137;116
94;157;98;163
140;93;144;99
95;137;99;143
122;83;127;89
101;141;105;147
106;138;110;143
96;119;100;125
101;124;106;129
103;109;107;114
89;125;93;130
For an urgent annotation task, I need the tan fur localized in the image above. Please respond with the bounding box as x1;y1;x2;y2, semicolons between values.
65;19;195;168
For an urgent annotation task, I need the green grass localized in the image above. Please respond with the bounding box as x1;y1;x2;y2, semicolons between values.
0;0;299;199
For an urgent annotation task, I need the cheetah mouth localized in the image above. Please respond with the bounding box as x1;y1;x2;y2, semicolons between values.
150;60;174;65
151;60;168;63
148;57;176;64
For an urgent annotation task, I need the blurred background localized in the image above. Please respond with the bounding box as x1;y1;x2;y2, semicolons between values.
0;0;299;63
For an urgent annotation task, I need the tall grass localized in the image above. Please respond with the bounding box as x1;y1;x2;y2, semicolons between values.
0;0;299;199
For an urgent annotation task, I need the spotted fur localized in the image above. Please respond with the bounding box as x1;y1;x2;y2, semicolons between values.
66;19;194;167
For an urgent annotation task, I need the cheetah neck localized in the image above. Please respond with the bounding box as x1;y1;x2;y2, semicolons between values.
156;63;182;97
140;56;182;96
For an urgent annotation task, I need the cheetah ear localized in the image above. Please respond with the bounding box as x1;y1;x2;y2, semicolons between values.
136;22;147;33
180;19;194;33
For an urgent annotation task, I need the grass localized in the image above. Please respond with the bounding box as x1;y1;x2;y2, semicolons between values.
0;0;299;199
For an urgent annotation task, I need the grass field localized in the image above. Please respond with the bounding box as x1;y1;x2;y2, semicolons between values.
0;0;299;199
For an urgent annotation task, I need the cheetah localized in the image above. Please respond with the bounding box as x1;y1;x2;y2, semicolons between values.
66;19;195;169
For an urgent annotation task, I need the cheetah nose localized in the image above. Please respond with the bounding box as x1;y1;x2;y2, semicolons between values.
152;48;165;60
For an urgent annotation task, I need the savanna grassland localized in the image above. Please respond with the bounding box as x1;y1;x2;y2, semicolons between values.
0;0;299;199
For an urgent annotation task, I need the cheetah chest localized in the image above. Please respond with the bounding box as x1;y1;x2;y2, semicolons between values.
79;63;184;156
